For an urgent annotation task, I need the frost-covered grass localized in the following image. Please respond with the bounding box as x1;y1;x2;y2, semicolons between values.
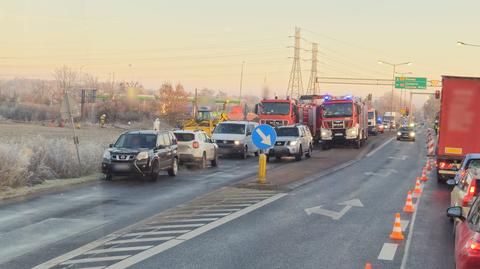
0;136;106;188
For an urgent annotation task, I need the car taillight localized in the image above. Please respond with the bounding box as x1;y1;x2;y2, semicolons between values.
463;179;478;206
192;141;199;148
467;233;480;254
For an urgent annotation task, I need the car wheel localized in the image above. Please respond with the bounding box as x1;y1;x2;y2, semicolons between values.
241;146;248;159
104;173;113;181
354;140;361;149
168;158;178;177
254;150;259;157
305;145;312;158
295;146;303;161
198;152;206;169
149;161;159;182
211;151;218;167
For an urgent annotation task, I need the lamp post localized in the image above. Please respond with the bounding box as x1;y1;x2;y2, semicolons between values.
378;60;412;128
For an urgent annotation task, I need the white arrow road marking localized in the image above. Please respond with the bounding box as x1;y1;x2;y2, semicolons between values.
364;169;398;178
256;128;271;146
388;155;408;160
305;199;363;220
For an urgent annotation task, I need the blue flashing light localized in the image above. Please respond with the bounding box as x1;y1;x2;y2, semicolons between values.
323;95;332;101
344;95;352;100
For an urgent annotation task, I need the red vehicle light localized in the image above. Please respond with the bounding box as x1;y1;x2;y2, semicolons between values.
467;233;480;254
463;179;478;206
439;161;454;170
192;141;200;148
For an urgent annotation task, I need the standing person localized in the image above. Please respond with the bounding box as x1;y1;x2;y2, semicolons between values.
99;114;107;128
153;118;160;131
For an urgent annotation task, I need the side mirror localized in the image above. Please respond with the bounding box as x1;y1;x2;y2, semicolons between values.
446;179;457;186
246;131;252;136
254;104;259;115
446;206;463;219
109;144;113;148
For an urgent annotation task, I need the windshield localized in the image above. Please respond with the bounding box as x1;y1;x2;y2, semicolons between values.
114;134;157;149
276;127;299;137
323;103;353;118
174;133;195;141
399;127;413;132
213;123;246;134
261;102;291;115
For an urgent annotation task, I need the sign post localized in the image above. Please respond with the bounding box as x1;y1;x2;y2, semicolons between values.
252;124;277;184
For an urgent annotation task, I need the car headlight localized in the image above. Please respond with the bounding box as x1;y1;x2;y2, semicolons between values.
410;132;415;137
397;132;401;136
289;141;298;146
102;150;111;159
234;140;241;145
136;151;149;160
347;128;358;136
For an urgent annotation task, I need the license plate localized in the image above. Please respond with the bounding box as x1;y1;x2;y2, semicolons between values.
114;163;130;171
334;133;343;136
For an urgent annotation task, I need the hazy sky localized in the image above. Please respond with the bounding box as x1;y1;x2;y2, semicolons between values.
1;0;479;105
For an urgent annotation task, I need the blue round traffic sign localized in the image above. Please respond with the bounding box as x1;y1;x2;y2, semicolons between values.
252;124;277;150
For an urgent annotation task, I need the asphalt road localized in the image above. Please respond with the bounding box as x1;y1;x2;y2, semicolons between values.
0;132;453;269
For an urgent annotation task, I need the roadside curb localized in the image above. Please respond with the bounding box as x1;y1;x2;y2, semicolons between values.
0;174;102;204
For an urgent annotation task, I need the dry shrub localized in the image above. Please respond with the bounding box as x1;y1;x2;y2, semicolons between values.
0;136;105;188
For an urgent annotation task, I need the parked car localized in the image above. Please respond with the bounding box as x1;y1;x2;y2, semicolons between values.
101;130;178;181
454;154;480;183
212;121;259;159
447;197;480;269
266;124;313;162
448;168;480;216
396;126;416;141
174;130;218;168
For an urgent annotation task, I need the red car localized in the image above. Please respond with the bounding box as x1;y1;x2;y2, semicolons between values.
448;197;480;269
377;124;385;134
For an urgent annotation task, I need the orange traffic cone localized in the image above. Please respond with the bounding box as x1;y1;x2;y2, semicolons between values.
365;262;372;269
414;179;422;195
427;161;432;171
390;213;405;240
403;191;415;213
420;170;428;182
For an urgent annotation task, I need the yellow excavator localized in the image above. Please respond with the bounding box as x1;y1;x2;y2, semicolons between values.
183;106;228;136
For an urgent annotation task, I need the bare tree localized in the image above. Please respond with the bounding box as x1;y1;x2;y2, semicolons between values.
53;65;78;94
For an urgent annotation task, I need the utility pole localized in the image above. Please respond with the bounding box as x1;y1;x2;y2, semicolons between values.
287;26;303;98
306;42;319;95
239;61;245;99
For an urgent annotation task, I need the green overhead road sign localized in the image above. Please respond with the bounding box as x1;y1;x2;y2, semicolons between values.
395;77;427;89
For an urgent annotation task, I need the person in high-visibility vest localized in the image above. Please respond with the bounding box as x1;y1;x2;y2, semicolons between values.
100;114;107;128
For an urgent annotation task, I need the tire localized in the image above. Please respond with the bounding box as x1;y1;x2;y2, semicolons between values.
211;151;218;167
149;161;159;182
354;140;361;149
168;158;178;177
305;145;312;158
241;146;248;159
104;173;113;181
198;152;206;169
254;150;259;157
437;172;446;183
295;146;303;161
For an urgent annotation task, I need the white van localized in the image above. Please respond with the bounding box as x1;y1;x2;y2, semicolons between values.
212;121;259;159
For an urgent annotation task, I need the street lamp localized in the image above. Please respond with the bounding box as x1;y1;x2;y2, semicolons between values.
378;60;412;128
457;41;480;47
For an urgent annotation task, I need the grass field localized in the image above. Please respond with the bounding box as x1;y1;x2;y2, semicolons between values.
0;122;126;189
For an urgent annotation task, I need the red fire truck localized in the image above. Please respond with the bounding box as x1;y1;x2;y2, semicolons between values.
319;95;368;149
255;97;298;126
298;95;326;143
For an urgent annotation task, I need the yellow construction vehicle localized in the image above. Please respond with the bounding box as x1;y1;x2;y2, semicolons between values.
183;106;228;136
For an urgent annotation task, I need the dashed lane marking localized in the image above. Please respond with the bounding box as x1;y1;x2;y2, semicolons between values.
32;187;285;269
378;243;398;261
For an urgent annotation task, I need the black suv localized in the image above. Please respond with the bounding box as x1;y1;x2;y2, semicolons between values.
102;130;178;181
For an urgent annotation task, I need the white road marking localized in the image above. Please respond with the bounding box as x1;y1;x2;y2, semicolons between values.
122;230;190;237
400;220;410;232
105;237;174;245
366;137;394;157
364;169;398;178
75;267;106;269
305;199;363;220
167;218;219;223
388;155;408;160
85;246;153;254
377;243;398;261
61;256;130;265
104;193;286;269
142;224;204;230
400;182;423;269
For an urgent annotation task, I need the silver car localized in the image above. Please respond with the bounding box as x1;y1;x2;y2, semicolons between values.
266;125;313;161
